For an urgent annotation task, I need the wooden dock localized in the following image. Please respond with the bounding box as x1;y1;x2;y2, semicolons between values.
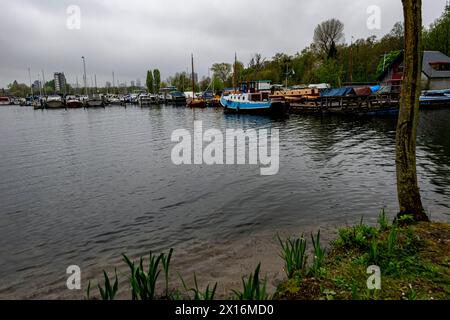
288;93;400;115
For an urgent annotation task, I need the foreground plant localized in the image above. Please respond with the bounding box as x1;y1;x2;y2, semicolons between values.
310;230;326;276
161;248;173;298
180;273;217;300
233;263;269;300
97;269;119;300
123;252;163;300
278;234;307;278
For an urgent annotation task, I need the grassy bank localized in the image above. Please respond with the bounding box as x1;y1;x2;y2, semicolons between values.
274;216;450;300
87;212;449;300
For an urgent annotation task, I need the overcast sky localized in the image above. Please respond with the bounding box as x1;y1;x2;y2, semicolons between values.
0;0;447;88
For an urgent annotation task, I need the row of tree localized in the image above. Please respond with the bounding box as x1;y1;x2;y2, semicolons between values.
163;3;448;91
146;69;161;94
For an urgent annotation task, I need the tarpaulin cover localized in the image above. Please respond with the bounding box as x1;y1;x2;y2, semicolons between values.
370;85;380;93
320;87;355;97
353;86;373;96
376;86;392;94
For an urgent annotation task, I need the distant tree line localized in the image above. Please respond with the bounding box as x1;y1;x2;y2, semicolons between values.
162;3;449;90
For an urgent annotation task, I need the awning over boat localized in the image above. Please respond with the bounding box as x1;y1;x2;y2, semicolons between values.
320;87;355;97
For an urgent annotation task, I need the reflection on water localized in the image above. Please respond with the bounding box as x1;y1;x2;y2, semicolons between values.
0;105;448;298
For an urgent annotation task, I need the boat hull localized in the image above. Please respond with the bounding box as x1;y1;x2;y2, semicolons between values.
139;99;152;106
66;100;84;108
86;100;104;107
220;96;288;115
187;99;206;108
419;96;450;108
46;100;65;108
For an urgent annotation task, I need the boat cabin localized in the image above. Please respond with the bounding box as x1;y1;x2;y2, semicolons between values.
228;92;270;102
240;80;272;93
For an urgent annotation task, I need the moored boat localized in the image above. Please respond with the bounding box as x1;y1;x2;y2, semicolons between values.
220;91;273;113
187;98;206;108
86;94;104;108
420;89;450;107
138;94;152;106
108;95;122;105
65;95;84;108
186;54;206;108
45;95;65;108
33;97;45;109
169;91;186;105
0;96;10;105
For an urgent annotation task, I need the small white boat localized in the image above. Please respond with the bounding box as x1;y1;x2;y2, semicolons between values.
46;95;65;108
0;96;10;105
86;94;104;108
66;95;84;108
139;94;152;106
33;97;45;109
108;95;122;105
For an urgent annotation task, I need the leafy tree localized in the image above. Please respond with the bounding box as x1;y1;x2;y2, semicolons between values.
423;3;450;56
315;59;343;87
7;81;30;97
153;69;161;93
146;70;154;93
199;76;211;91
211;63;231;83
44;79;55;95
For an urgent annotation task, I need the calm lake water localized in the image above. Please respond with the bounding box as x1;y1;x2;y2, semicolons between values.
0;105;449;298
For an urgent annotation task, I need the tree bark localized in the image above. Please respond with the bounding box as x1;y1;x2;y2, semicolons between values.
396;0;429;222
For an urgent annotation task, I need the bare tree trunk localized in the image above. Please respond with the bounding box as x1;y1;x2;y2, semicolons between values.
396;0;429;222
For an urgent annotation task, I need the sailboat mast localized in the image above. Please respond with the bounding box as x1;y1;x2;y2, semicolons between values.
233;52;237;93
28;67;33;96
41;70;46;96
191;54;195;99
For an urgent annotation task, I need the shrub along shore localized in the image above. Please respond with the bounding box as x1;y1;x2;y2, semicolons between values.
87;211;450;300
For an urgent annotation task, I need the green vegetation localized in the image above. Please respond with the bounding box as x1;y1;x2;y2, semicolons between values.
122;252;163;300
310;230;326;277
232;264;269;300
96;270;119;300
275;215;450;300
153;69;161;93
146;70;154;94
278;234;307;278
180;273;217;300
423;3;450;57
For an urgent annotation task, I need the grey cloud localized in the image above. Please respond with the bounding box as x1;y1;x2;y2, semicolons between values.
0;0;447;88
